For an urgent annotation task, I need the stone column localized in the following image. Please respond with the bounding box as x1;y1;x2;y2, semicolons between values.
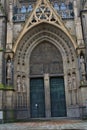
74;0;84;46
6;90;13;109
0;52;3;83
27;77;30;118
6;1;13;50
5;90;15;121
44;74;51;117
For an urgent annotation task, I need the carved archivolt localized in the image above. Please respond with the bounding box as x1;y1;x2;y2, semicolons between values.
14;23;75;67
13;0;77;52
14;23;79;88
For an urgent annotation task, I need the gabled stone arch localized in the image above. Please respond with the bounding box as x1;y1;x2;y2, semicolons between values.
14;22;80;115
13;0;77;52
14;23;77;66
13;21;77;52
14;23;79;90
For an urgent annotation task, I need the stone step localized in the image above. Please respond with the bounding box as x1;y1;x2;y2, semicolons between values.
0;120;87;130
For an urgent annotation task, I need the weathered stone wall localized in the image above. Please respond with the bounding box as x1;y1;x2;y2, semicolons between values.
0;18;3;84
2;0;87;121
13;23;23;43
65;20;76;38
0;17;6;84
13;20;76;44
0;4;6;113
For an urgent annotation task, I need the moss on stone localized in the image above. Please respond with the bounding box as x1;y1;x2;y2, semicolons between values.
5;85;14;90
0;84;5;89
3;109;15;123
0;48;4;52
0;84;14;90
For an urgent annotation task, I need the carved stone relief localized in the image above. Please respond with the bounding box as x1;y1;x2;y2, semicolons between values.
21;76;26;92
30;42;63;75
16;75;27;108
6;58;13;86
78;51;86;81
17;76;21;92
68;74;72;91
72;73;77;90
80;55;85;74
67;69;78;105
6;59;12;79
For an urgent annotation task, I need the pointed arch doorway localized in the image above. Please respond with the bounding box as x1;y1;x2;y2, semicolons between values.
30;41;66;118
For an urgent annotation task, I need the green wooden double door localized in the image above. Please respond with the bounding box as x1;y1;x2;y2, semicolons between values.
30;77;66;118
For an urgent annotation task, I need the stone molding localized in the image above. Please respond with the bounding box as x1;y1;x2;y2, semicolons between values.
13;0;77;52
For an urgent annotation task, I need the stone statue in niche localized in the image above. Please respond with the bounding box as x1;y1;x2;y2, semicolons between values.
80;55;85;74
68;74;73;105
68;75;72;90
72;73;77;90
22;77;26;92
17;76;21;92
7;59;12;79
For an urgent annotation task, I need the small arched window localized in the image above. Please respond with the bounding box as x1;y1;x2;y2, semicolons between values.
60;2;66;10
13;6;18;14
21;6;26;13
27;5;32;12
68;2;73;10
54;3;59;11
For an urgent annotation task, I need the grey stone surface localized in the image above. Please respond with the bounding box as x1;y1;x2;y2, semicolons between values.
0;121;87;130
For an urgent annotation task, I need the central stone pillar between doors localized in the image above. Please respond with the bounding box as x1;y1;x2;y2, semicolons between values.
44;73;51;117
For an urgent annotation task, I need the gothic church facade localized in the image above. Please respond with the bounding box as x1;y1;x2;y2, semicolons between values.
0;0;87;121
